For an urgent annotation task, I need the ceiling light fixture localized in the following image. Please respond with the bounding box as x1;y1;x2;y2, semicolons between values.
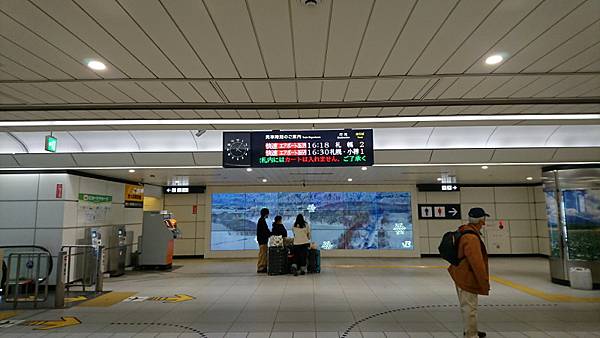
526;176;533;181
361;166;368;171
2;114;599;128
437;177;443;181
128;169;135;173
86;60;106;71
262;178;267;183
246;168;253;172
485;54;504;65
481;165;489;170
347;178;353;182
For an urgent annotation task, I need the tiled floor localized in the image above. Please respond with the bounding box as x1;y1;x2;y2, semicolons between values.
1;257;599;337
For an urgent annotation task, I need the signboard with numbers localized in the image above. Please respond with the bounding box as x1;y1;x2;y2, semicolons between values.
222;129;374;168
418;204;461;220
417;184;461;192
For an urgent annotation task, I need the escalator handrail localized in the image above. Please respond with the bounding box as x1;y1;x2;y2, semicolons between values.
1;245;54;284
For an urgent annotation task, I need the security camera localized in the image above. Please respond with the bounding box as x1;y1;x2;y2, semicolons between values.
195;130;206;137
301;0;320;6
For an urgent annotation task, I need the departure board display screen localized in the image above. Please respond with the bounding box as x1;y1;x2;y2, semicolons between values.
222;129;373;168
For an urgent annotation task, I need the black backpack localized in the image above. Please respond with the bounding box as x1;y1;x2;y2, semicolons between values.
438;230;478;266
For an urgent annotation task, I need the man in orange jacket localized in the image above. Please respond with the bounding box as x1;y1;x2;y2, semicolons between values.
448;207;490;338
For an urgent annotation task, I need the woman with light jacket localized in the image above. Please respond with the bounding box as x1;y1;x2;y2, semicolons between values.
291;214;311;276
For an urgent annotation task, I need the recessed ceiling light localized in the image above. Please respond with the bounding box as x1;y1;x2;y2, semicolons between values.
262;178;267;183
361;166;368;171
246;168;253;172
86;60;106;71
128;169;135;173
437;177;443;182
526;176;533;181
347;178;353;182
481;165;489;170
485;54;504;65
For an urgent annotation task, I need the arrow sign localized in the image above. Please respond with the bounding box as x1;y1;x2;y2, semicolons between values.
23;317;81;330
449;208;458;217
147;294;194;303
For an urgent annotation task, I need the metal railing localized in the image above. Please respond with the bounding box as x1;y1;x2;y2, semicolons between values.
60;245;104;293
3;251;51;309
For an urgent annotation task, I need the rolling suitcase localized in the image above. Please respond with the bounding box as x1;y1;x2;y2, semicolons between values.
307;249;321;273
268;246;288;275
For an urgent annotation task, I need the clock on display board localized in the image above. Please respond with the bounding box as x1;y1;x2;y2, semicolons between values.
222;132;252;167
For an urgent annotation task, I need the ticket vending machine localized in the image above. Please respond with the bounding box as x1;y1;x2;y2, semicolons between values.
108;226;127;277
139;211;181;269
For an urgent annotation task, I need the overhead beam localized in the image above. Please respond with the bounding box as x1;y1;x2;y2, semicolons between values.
0;72;598;84
1;97;599;112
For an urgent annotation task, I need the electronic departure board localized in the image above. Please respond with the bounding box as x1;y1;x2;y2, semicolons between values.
222;129;374;168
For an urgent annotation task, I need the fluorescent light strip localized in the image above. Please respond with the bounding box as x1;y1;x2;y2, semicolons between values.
1;162;598;171
1;114;599;127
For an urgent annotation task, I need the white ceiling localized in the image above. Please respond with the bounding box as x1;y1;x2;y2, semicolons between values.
0;0;599;122
2;125;600;154
78;164;548;186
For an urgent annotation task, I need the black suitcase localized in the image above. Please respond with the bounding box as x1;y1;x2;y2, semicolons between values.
307;249;321;273
268;246;288;275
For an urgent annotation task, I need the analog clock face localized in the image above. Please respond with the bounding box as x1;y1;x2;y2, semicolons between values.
226;138;250;161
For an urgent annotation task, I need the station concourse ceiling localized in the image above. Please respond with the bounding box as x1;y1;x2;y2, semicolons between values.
0;0;599;185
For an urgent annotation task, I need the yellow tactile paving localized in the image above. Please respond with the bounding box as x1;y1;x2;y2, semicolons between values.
490;275;600;303
0;310;19;320
327;263;600;303
78;291;137;307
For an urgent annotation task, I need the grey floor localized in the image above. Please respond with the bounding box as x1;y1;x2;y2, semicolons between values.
1;257;600;337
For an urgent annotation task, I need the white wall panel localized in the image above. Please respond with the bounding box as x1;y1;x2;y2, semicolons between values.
165;194;198;206
79;178;108;195
38;174;78;201
123;208;142;225
195;239;205;256
494;187;529;203
0;174;39;200
460;187;494;203
176;222;196;239
174;238;195;256
510;237;533;254
425;192;460;204
63;202;78;228
509;220;533;237
0;229;35;246
35;201;64;228
495;203;530;220
428;127;495;148
0;201;37;228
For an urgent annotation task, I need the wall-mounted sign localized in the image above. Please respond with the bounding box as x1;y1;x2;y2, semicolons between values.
124;184;144;208
55;184;63;199
417;184;461;192
45;135;57;153
418;204;461;219
163;186;206;194
222;129;374;168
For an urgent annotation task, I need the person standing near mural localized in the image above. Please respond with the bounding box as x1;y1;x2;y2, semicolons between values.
256;208;271;273
448;207;490;338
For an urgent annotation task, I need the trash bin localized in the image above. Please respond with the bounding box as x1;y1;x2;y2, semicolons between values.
569;267;593;290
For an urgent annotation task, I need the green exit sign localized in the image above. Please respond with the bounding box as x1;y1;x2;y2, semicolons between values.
45;135;57;152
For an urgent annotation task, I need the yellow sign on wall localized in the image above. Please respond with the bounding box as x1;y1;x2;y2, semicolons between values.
124;184;144;208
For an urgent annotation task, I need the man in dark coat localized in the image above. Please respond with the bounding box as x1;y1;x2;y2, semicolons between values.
256;208;270;273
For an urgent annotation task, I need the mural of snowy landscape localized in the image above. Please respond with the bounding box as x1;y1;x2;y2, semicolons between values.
562;189;600;261
210;191;413;251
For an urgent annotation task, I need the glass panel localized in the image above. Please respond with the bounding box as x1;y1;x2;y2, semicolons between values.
544;190;561;258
